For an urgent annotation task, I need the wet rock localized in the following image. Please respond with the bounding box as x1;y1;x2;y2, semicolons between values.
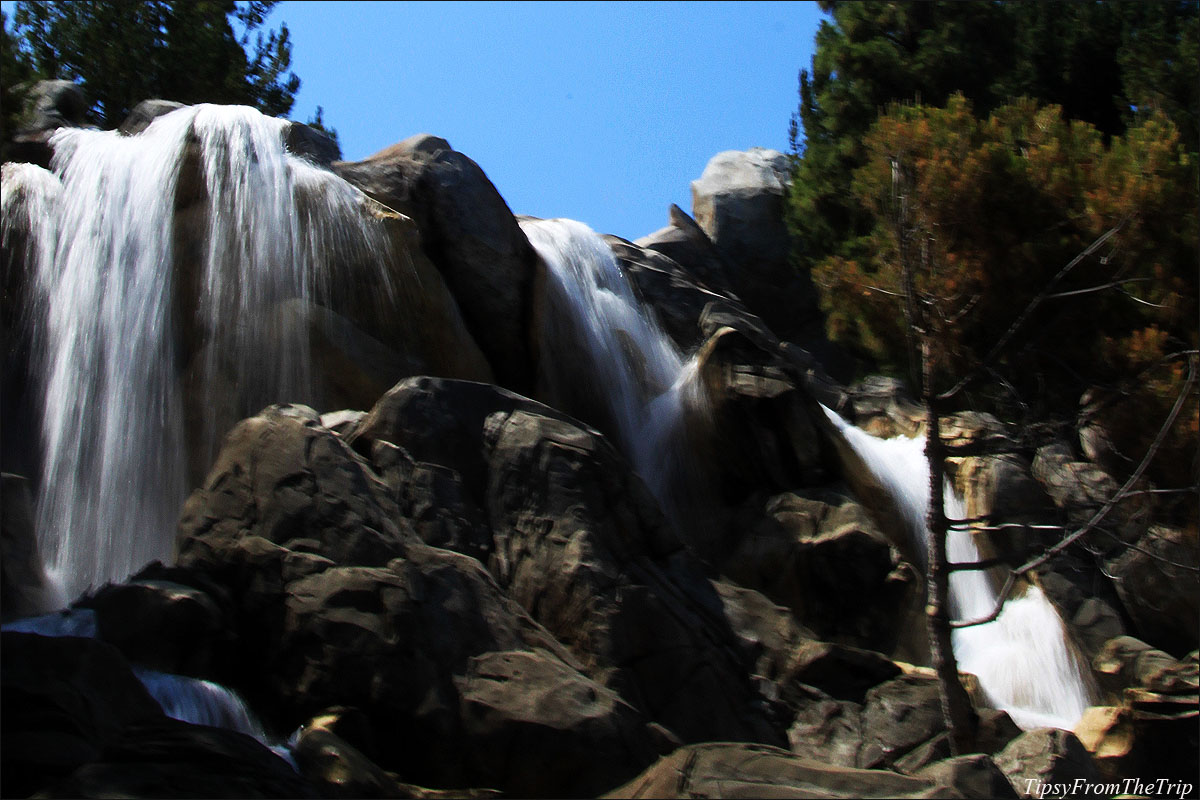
603;741;962;799
285;120;341;165
119;99;186;136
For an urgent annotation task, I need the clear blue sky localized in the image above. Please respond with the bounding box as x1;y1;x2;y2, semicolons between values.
5;1;825;240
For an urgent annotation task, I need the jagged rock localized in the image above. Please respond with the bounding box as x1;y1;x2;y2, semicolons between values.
1031;443;1130;543
1;473;55;621
605;234;749;352
177;403;412;572
783;640;903;704
858;673;951;772
786;684;867;767
603;742;962;799
913;755;1020;799
633;203;734;298
712;579;817;685
993;729;1103;797
1092;636;1199;696
690;148;822;346
334;135;538;393
481;402;780;745
118;99;186;135
348;376;782;746
1105;525;1199;656
723;488;919;657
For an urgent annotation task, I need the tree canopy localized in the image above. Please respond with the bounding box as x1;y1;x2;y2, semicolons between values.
789;0;1199;279
5;0;300;128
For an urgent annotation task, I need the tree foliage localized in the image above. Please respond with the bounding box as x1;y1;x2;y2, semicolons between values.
6;0;300;128
789;1;1200;280
816;95;1197;492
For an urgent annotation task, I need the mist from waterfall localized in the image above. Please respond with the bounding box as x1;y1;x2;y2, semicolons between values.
823;407;1098;730
14;104;394;606
518;217;706;518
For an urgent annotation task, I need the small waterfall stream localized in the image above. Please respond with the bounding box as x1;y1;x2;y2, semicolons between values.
3;609;290;763
10;104;394;605
519;217;706;517
823;408;1098;730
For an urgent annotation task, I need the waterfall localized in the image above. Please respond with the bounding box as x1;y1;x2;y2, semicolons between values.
3;609;288;762
518;217;705;517
823;407;1098;730
15;104;395;605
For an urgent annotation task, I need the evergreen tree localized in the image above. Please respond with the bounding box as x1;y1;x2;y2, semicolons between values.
8;0;301;128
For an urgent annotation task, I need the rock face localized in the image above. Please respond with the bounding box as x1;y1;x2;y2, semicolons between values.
690;147;822;346
604;742;961;799
348;376;782;747
334;135;540;393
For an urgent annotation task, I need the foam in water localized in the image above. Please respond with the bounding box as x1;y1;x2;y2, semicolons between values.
518;217;706;517
19;105;394;605
822;406;1098;730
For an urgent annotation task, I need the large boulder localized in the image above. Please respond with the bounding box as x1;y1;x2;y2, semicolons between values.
603;742;962;799
690;147;822;346
334;135;540;393
1105;525;1199;656
722;488;920;658
347;376;783;746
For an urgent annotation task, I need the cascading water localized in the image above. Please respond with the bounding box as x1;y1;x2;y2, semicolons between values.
18;104;395;606
823;408;1098;730
518;217;705;517
3;609;288;762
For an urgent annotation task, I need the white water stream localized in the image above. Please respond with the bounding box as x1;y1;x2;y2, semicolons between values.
7;105;393;605
823;408;1098;729
519;217;706;518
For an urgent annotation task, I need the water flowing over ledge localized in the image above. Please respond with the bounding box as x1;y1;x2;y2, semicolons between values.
520;217;707;520
822;405;1099;730
8;105;394;605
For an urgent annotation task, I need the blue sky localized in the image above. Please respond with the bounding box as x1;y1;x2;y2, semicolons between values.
5;1;825;240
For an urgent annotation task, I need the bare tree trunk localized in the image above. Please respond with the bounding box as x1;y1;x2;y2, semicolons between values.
923;347;978;755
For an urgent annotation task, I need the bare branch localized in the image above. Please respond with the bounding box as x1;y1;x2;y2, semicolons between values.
951;353;1198;628
1046;277;1154;299
939;220;1128;402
